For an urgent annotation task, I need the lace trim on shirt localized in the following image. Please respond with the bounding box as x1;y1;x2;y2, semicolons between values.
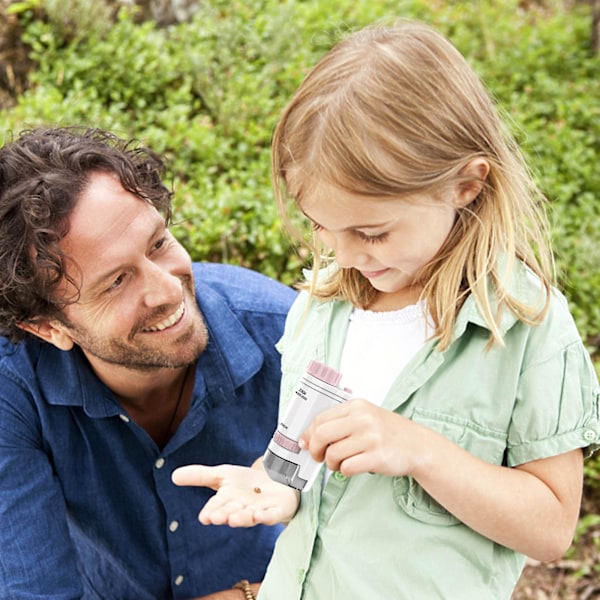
350;300;426;325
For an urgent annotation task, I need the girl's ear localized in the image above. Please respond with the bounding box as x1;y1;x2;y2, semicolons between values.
453;158;490;208
17;319;75;351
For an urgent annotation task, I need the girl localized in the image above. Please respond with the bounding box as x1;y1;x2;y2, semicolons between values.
173;21;599;599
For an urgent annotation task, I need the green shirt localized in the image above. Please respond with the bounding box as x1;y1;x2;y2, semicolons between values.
259;264;600;600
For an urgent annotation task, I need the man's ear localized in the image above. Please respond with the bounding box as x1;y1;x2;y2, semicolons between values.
453;158;490;208
17;319;75;351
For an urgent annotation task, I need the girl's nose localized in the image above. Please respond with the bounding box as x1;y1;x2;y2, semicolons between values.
333;236;368;269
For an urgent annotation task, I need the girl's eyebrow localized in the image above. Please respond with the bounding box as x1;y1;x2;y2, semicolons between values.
301;209;391;231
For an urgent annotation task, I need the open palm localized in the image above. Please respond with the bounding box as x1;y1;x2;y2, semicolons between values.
172;462;300;527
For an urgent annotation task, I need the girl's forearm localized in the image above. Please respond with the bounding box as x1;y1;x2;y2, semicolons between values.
409;424;583;561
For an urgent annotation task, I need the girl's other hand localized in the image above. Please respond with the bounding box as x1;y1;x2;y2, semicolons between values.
301;400;585;562
300;399;425;478
171;462;300;527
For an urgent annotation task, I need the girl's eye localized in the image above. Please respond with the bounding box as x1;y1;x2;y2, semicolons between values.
357;231;389;244
311;222;324;232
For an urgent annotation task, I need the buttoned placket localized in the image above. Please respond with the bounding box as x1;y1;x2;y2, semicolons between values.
159;344;238;599
294;300;446;598
154;447;190;595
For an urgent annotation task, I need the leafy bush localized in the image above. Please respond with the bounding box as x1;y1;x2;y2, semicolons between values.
1;0;599;343
452;3;600;347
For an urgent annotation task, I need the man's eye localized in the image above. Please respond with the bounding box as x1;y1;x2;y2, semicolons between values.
152;237;167;251
108;274;126;291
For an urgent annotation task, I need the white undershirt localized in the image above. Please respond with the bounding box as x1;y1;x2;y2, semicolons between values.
321;302;430;486
339;301;430;406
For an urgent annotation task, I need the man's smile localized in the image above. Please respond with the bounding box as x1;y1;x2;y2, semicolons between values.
142;301;185;332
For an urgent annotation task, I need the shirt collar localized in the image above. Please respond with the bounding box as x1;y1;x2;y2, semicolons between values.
194;278;264;397
452;259;547;339
37;346;119;416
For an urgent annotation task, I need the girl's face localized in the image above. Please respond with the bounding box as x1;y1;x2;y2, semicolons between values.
301;182;458;309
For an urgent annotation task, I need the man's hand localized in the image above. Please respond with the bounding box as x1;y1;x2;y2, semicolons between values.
172;461;300;527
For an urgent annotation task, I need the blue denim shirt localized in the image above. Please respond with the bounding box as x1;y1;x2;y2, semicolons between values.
0;263;296;600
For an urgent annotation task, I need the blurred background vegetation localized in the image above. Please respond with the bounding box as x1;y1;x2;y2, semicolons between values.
1;0;599;592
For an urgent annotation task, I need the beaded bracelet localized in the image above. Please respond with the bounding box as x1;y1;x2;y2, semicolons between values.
233;579;257;600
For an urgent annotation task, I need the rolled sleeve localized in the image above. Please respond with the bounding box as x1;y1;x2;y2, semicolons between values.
507;340;600;466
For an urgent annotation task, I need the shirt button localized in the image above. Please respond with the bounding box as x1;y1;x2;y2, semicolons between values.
118;414;130;423
169;520;180;532
174;575;184;586
333;471;347;481
155;458;165;469
583;429;597;442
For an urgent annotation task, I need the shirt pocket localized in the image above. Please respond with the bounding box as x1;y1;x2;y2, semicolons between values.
391;407;507;526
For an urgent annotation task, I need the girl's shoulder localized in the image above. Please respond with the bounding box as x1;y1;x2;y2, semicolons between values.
456;259;579;349
502;261;585;359
513;261;575;328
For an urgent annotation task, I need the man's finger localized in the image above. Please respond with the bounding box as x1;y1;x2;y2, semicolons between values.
171;464;221;488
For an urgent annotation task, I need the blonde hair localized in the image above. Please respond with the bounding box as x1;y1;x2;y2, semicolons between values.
272;20;554;350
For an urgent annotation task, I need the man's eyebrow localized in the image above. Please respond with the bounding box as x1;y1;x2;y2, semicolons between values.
85;221;167;295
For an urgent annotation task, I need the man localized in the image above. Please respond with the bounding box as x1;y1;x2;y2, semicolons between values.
0;127;296;599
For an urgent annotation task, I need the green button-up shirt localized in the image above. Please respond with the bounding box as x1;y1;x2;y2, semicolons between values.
259;263;600;600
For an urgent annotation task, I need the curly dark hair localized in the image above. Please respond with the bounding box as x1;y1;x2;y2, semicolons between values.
0;126;173;342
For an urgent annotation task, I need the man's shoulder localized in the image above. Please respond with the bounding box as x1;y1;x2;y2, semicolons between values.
0;336;38;368
193;263;297;314
0;337;46;396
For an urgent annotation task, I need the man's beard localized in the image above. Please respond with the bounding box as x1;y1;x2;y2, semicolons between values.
78;320;207;371
61;301;209;372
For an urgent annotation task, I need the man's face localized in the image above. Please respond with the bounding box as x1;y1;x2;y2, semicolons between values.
54;171;208;372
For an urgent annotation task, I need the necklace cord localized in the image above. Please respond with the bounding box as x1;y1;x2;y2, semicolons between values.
164;365;190;444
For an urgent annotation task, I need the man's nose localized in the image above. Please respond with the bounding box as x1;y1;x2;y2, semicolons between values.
141;261;181;307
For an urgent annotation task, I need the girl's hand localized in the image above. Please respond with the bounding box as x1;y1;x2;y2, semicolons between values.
171;462;300;527
300;399;423;478
302;399;585;562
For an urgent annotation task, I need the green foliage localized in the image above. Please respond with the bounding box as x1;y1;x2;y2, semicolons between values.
450;2;600;345
1;0;599;320
566;512;600;574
